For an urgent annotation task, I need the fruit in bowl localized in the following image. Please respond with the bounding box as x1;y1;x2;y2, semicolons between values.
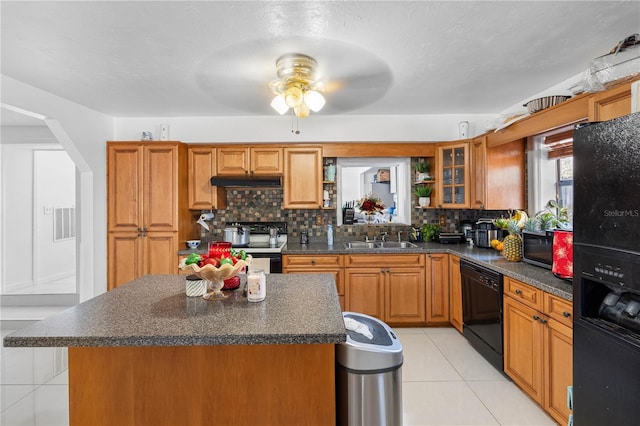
186;240;201;249
179;249;251;300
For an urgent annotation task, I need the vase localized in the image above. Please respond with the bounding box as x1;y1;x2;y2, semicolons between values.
418;197;431;207
365;213;375;223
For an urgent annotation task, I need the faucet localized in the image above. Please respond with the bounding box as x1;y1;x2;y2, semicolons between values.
397;231;402;242
378;231;388;242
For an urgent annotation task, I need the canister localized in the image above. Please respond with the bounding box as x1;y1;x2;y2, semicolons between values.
247;269;266;302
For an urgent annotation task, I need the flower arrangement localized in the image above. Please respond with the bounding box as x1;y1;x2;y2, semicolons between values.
357;193;385;214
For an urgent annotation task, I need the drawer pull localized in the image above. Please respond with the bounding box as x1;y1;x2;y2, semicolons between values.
540;318;548;324
563;311;571;318
310;260;315;265
515;289;522;295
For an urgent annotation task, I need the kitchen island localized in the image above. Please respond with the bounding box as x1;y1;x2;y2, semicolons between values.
4;274;346;426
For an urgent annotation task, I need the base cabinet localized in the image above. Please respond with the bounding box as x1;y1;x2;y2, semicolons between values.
426;253;449;324
503;277;573;425
282;255;344;310
345;254;426;325
448;255;463;333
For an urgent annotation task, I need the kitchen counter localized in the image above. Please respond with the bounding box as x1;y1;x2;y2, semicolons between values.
4;273;345;347
284;240;573;301
3;274;344;426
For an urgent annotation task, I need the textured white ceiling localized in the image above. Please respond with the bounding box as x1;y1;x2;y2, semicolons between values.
1;1;639;121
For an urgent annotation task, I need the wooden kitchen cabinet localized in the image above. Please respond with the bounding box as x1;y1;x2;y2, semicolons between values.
448;255;463;333
345;254;426;325
283;146;323;209
107;142;190;290
187;146;226;210
216;146;283;176
470;135;525;210
588;79;635;121
282;254;345;310
503;277;573;425
426;253;449;324
436;142;469;208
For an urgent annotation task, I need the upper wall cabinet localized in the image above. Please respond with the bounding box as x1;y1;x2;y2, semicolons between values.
436;142;470;208
216;146;283;176
283;146;323;209
588;80;634;121
187;146;226;210
471;135;525;211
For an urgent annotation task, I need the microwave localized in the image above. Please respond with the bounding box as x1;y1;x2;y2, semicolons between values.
522;230;554;269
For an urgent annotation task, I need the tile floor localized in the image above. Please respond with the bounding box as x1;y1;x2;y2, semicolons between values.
1;325;557;426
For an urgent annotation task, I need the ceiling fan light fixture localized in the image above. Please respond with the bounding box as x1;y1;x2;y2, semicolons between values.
269;53;325;119
304;90;325;112
270;95;289;115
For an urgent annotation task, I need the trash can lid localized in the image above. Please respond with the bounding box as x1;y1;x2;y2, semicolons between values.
336;312;403;371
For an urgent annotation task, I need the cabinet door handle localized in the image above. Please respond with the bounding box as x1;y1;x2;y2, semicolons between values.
310;260;315;265
386;269;391;273
563;311;571;318
540;318;548;324
515;289;522;295
533;315;540;321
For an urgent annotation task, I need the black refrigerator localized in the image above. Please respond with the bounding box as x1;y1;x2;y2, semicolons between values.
572;112;640;426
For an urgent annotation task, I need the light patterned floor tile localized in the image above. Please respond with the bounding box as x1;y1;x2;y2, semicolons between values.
399;333;462;382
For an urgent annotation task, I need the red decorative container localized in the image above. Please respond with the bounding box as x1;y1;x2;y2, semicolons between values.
552;230;573;280
222;275;241;290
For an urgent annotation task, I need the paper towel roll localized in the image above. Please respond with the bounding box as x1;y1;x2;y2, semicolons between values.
197;213;214;231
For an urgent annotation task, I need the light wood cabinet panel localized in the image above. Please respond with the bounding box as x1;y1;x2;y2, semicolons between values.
504;277;574;425
345;268;385;319
216;147;249;175
588;80;634;121
345;253;424;268
503;295;545;404
471;136;525;211
250;147;283;175
283;146;323;209
504;277;543;311
217;146;283;176
187;146;226;210
282;254;345;310
544;317;573;425
107;142;189;290
449;255;463;333
385;267;426;324
426;253;449;324
108;144;143;233
436;142;470;208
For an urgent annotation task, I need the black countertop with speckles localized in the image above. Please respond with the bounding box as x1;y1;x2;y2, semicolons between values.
3;274;346;348
283;240;573;301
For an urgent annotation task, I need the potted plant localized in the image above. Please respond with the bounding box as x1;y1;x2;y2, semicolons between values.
414;185;433;207
535;200;570;230
415;160;432;182
420;223;441;242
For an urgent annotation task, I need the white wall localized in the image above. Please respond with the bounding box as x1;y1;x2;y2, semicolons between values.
113;114;497;143
2;75;114;299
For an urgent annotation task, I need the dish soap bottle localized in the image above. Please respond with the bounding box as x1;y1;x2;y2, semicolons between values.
327;224;334;247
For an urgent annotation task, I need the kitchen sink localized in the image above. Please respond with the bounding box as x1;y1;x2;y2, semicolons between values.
343;241;418;249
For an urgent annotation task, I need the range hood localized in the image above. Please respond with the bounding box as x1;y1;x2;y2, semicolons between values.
210;176;282;187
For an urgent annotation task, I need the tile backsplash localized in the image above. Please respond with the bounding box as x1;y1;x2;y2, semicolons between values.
199;187;509;242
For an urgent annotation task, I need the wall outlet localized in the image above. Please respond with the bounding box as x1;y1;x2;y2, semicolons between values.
439;214;446;226
315;215;323;225
43;205;53;215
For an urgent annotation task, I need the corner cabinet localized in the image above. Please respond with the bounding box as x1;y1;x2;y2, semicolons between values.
283;146;323;209
107;142;190;290
503;277;573;425
436;142;470;208
187;146;226;210
470;135;525;210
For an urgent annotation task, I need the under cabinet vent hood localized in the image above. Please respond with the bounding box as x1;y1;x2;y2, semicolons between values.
210;176;282;187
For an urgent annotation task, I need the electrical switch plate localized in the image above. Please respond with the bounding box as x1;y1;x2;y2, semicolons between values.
315;215;323;225
43;205;53;215
439;215;446;226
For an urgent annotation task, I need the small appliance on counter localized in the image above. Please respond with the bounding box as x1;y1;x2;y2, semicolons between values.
474;218;507;248
220;221;288;273
522;230;554;269
459;220;476;244
438;232;465;244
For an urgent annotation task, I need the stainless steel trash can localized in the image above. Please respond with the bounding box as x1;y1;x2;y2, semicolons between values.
336;312;403;426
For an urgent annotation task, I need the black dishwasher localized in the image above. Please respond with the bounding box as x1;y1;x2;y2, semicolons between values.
460;259;504;372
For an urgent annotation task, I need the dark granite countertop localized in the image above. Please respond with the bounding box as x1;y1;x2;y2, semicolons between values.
283;240;573;301
4;274;346;348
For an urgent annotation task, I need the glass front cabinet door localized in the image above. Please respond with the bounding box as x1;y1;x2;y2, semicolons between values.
437;142;470;208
